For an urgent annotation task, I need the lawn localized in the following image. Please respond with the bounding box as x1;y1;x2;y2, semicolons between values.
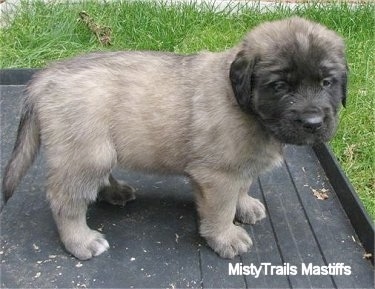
0;0;374;218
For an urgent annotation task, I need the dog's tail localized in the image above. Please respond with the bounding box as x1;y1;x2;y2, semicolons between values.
2;95;40;206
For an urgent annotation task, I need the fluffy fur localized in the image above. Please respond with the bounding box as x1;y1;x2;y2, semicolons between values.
2;17;347;260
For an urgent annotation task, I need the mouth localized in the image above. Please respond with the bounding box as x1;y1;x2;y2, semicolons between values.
274;131;330;145
263;119;335;145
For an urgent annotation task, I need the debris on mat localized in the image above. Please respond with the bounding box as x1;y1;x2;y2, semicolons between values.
312;188;329;200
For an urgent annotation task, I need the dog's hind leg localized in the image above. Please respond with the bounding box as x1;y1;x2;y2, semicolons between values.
98;174;136;206
46;141;116;260
50;195;109;260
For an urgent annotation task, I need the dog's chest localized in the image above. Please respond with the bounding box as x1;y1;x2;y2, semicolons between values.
205;123;284;177
224;118;284;176
240;140;284;177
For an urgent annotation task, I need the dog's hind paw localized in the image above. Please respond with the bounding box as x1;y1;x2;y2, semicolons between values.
98;177;136;207
63;229;110;260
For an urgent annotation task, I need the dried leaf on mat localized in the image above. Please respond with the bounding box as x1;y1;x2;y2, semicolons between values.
363;252;372;260
312;188;329;200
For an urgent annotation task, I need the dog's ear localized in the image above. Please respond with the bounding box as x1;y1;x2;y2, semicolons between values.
229;52;257;110
341;65;348;108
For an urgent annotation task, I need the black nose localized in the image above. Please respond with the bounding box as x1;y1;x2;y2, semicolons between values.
297;115;323;132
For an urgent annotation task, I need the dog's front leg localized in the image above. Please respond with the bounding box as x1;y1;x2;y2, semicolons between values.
189;168;253;259
235;179;266;225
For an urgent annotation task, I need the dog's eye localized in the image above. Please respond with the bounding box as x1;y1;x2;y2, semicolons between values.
272;81;289;92
321;78;332;88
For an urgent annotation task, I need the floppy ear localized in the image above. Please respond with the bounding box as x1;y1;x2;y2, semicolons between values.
341;66;348;108
229;53;257;111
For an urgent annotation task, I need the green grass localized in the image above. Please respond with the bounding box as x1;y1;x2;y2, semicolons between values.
1;0;374;218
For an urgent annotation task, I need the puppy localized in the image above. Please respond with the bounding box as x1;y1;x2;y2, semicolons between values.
2;17;347;260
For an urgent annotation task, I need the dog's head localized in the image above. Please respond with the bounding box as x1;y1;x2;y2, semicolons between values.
230;17;347;145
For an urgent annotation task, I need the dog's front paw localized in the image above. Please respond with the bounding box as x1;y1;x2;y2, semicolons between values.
236;196;266;224
204;225;253;259
62;229;110;260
